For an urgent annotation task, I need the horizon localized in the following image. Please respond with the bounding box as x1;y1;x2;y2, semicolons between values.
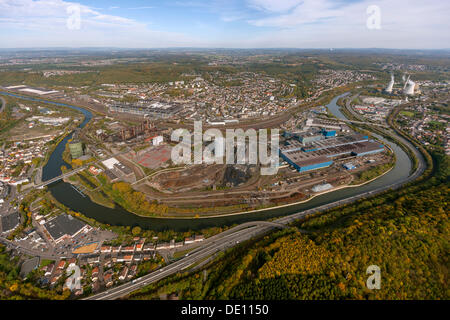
1;47;449;51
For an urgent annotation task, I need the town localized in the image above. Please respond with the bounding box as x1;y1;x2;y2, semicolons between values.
0;49;448;301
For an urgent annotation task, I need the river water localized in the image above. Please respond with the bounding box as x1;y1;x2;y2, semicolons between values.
1;91;411;231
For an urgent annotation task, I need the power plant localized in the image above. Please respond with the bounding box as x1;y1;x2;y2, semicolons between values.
384;72;416;96
402;74;415;96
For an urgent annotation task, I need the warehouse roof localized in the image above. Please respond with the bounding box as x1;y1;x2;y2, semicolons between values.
44;214;86;242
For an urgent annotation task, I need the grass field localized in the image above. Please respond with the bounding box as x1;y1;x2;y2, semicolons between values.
400;110;415;117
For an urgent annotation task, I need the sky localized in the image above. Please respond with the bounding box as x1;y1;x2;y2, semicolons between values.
0;0;449;49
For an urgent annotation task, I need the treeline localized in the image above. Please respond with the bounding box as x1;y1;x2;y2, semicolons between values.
0;245;70;300
96;176;169;217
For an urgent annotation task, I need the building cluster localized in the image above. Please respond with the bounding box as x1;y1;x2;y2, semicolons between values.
181;72;296;121
41;70;94;78
35;233;205;295
374;62;427;71
310;70;377;100
397;104;450;155
353;96;402;123
281;122;385;173
0;137;55;185
101;157;136;183
109;101;184;119
86;71;297;121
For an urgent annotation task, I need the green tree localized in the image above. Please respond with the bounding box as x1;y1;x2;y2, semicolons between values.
132;226;142;236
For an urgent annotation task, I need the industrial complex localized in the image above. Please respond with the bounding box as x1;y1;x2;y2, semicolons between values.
109;101;183;119
280;130;385;173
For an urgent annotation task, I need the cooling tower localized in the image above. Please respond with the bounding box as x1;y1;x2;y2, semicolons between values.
385;74;394;93
404;79;415;95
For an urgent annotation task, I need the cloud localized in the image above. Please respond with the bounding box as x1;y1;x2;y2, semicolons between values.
127;6;155;10
0;0;196;47
0;0;448;49
0;0;139;29
246;0;303;13
221;14;246;22
248;0;344;27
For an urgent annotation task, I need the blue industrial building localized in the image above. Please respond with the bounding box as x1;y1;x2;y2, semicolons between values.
296;160;333;172
280;152;333;172
281;131;385;174
322;129;336;137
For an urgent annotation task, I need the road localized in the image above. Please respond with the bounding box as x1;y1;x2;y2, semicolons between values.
0;236;66;260
35;166;87;188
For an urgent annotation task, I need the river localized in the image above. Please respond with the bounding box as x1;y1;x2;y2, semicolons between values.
0;91;411;231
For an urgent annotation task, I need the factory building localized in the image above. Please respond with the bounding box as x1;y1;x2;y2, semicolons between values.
298;133;323;144
109;101;183;119
280;132;384;173
301;134;369;152
305;118;342;131
351;142;385;156
322;129;336;137
280;152;333;172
